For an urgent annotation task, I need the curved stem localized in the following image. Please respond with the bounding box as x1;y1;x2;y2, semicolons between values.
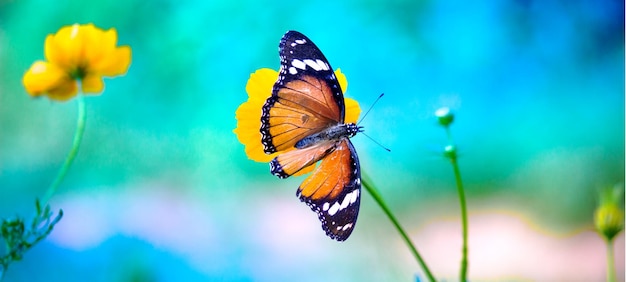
445;126;468;281
41;94;86;206
361;172;436;282
451;157;468;281
444;126;469;281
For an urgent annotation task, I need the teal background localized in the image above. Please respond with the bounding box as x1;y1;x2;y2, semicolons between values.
0;0;624;281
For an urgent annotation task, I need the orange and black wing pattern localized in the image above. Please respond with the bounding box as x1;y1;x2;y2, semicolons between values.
297;139;361;241
261;30;345;154
261;30;362;241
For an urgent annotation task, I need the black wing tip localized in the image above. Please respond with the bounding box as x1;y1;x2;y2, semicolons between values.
283;30;307;39
280;30;306;49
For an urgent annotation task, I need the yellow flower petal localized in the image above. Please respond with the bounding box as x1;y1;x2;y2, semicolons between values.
334;68;360;122
235;68;277;163
245;68;277;101
93;45;132;77
45;24;84;70
22;61;74;98
81;74;104;94
344;97;361;124
47;81;79;101
82;26;116;66
82;26;131;77
335;68;348;94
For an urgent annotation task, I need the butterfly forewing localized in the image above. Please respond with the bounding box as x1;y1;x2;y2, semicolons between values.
262;76;342;153
297;139;361;241
261;31;346;154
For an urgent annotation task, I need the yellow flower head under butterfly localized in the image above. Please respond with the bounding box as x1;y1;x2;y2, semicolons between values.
234;68;361;170
22;23;131;101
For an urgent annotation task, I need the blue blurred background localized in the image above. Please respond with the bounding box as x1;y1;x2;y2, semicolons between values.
0;0;624;281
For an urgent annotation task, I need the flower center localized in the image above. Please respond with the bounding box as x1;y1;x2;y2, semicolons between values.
70;66;87;80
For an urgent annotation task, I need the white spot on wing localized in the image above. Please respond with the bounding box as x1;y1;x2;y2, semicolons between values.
327;187;360;217
339;196;349;210
288;67;297;75
328;202;340;216
338;189;358;210
303;59;323;71
295;39;306;44
291;59;306;70
350;190;359;204
315;59;329;70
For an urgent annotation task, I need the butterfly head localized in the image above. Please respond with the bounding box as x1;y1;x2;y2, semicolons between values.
346;123;363;138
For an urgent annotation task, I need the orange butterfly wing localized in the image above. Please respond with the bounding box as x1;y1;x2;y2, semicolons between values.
268;140;334;179
261;74;343;154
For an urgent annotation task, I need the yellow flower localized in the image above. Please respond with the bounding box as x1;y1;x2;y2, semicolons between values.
234;68;361;172
22;23;131;101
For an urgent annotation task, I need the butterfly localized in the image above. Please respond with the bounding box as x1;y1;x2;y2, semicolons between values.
260;30;362;241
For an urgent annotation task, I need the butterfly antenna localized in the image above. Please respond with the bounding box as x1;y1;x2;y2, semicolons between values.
360;131;391;152
357;93;384;126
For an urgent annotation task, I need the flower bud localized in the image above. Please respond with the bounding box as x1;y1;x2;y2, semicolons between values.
443;145;457;160
595;204;623;241
594;185;624;241
435;107;454;127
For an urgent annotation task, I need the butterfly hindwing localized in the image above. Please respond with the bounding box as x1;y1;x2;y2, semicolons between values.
261;31;346;154
296;139;361;241
269;141;336;179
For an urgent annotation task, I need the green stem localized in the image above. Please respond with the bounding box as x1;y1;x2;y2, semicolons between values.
450;157;468;282
361;172;436;282
444;126;469;282
440;126;470;281
41;94;86;206
606;239;616;282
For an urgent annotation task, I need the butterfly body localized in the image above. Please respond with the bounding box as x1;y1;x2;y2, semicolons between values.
260;31;362;241
295;123;360;149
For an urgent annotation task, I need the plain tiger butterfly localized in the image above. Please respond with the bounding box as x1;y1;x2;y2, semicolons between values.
260;30;362;241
